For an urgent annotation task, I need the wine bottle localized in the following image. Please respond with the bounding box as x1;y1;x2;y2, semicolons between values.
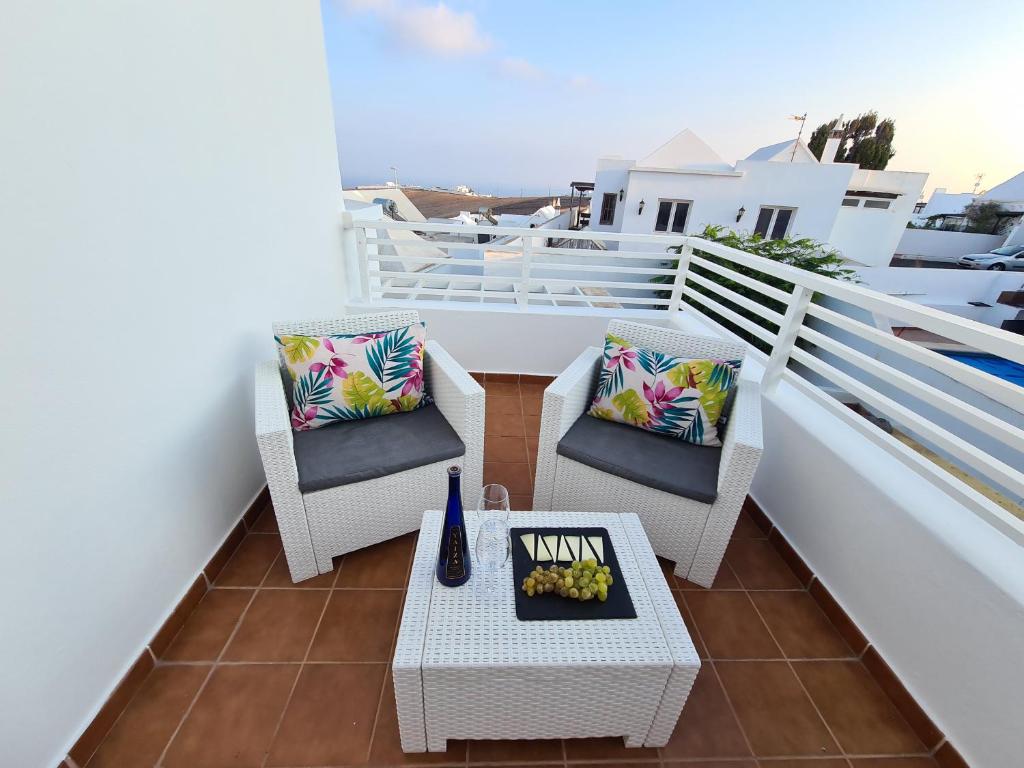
436;465;471;587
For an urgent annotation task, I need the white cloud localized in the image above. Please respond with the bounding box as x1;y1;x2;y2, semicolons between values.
344;0;491;58
499;57;546;81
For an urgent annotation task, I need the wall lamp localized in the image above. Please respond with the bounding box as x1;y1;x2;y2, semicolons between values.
638;199;645;215
618;188;624;202
736;205;746;222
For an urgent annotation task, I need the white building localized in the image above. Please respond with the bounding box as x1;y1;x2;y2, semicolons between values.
589;129;927;267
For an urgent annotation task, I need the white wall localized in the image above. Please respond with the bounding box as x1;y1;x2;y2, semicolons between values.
755;383;1024;768
829;169;927;266
895;229;1006;262
0;2;345;765
611;161;854;252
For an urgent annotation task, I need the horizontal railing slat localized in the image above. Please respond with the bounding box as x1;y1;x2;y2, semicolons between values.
685;270;785;326
790;347;1024;499
798;325;1024;454
357;218;686;245
682;286;777;344
689;253;792;303
805;302;1024;414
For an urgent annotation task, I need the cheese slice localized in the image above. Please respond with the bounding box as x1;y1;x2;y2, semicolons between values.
578;537;595;562
588;535;605;563
519;533;536;558
535;535;552;561
556;536;573;562
542;535;559;563
565;535;581;561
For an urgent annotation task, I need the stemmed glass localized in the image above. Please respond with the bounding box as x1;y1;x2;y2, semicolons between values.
474;484;511;593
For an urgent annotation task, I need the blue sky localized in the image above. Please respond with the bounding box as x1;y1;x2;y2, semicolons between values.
321;0;1024;197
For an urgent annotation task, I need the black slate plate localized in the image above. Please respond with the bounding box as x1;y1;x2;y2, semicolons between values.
510;527;636;621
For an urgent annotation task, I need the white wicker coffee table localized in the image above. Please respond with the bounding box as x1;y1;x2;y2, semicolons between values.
392;510;700;752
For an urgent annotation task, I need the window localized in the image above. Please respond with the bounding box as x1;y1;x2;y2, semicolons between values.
864;199;891;210
841;198;860;207
754;206;795;239
654;199;691;233
599;193;617;225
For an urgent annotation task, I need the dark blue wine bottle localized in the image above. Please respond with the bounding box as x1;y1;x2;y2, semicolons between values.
436;465;471;587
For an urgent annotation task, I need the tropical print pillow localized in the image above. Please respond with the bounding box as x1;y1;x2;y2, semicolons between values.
276;323;427;431
588;333;741;447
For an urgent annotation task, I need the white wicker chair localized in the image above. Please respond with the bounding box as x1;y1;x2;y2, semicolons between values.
255;311;484;582
532;320;763;588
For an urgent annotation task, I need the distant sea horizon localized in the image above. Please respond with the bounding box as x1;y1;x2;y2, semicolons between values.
340;173;574;199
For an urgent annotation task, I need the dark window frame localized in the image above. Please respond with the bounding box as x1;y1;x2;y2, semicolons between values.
653;199;692;234
599;192;617;225
753;205;797;240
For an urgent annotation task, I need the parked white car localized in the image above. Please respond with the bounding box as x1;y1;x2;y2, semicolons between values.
957;244;1024;270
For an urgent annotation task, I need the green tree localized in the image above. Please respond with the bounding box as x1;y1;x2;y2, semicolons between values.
962;200;1004;234
651;225;855;352
808;111;896;170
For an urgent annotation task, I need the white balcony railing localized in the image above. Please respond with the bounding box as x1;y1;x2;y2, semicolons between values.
344;216;1024;543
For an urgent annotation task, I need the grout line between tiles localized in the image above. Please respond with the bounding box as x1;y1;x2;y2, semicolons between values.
745;586;848;760
155;584;260;767
258;568;335;768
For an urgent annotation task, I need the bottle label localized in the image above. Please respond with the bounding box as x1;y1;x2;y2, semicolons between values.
445;525;466;580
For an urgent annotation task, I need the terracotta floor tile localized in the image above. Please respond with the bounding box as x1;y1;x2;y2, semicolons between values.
203;522;246;583
510;494;534;510
163;588;253;661
468;738;563;762
215;534;281;587
849;759;939;767
267;663;386;766
732;511;766;539
716;661;838;757
725;539;802;590
86;665;208;768
794;660;926;755
337;534;415;588
661;666;750;759
163;664;299;767
222;589;327;662
250;504;279;533
768;528;814;587
678;560;743;590
808;579;868;655
370;671;467;765
486;411;526;437
524;413;541;435
521;393;544;416
564;735;658;761
685;592;782;659
309;589;403;662
861;646;943;749
933;741;969;768
749;592;854;659
149;575;207;657
753;761;848;768
673;591;708;659
483;381;520;397
483;462;533;495
262;551;337;588
485;435;530;463
486;395;523;416
663;762;755;768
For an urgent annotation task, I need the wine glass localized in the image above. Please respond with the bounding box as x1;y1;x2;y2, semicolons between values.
478;483;510;526
474;517;511;593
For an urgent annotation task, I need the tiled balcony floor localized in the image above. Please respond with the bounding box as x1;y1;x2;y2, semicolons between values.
83;376;942;768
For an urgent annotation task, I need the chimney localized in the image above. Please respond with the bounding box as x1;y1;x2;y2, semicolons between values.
821;128;843;164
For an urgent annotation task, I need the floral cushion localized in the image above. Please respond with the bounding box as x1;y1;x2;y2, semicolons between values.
588;333;741;447
276;323;427;431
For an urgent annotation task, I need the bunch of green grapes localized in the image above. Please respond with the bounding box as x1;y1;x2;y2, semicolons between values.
521;559;613;602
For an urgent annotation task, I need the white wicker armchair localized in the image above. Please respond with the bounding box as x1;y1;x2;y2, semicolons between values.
532;320;763;588
255;311;484;582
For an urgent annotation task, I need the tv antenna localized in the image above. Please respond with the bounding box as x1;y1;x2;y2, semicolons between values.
389;165;399;188
972;173;984;195
788;113;807;161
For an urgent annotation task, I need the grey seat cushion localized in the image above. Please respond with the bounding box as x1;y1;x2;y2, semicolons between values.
292;404;465;493
556;415;721;503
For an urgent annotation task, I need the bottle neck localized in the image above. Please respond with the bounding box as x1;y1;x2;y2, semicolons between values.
447;471;462;508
